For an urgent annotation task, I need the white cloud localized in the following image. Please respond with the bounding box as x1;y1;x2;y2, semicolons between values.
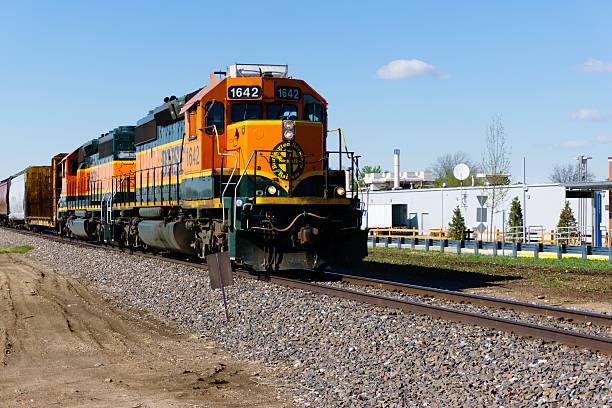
580;58;612;73
559;139;591;149
570;108;607;122
542;139;592;149
596;135;612;144
376;59;447;80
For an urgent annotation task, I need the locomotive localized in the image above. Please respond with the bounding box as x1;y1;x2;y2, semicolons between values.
1;64;367;271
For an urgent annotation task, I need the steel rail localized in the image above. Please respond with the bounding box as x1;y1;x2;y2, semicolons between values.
251;275;612;355
2;227;611;354
321;271;612;327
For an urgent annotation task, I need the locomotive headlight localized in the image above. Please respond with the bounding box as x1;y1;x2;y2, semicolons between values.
282;120;295;141
283;130;294;141
267;185;278;195
335;186;346;196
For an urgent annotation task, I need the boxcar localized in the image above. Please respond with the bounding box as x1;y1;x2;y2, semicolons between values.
8;165;56;227
0;178;9;224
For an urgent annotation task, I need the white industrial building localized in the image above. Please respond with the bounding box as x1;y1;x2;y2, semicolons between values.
359;183;609;246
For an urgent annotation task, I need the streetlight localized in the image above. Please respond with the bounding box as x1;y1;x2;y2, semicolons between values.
575;156;592;243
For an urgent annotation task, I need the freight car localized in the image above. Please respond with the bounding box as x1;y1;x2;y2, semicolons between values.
6;64;367;271
0;178;9;225
1;155;65;229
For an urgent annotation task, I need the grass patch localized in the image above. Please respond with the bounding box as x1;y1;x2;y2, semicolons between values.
366;247;612;301
368;247;612;273
0;245;34;254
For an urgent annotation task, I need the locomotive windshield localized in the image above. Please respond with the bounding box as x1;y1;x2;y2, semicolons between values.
205;101;225;134
304;95;324;123
230;103;263;123
268;104;297;120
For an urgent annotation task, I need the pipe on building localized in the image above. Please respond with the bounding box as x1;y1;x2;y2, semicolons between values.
393;149;400;190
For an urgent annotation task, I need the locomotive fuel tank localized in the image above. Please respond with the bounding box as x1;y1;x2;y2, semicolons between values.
137;220;196;255
66;218;95;239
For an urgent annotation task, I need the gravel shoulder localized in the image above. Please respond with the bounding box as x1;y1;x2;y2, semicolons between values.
1;229;611;407
0;253;290;407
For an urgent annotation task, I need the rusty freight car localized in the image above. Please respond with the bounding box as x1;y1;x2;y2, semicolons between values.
7;154;65;228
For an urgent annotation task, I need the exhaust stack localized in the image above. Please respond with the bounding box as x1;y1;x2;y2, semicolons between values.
393;149;401;190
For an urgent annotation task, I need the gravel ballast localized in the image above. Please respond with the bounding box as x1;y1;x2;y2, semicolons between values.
319;281;612;338
1;229;611;407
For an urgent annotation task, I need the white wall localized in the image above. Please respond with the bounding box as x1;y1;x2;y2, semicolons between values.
361;184;607;240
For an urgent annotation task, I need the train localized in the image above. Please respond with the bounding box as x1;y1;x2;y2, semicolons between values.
0;64;367;271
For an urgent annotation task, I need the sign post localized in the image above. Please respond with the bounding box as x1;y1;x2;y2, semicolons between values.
207;251;233;322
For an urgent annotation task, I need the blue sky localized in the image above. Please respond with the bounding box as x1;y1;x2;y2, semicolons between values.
1;1;611;182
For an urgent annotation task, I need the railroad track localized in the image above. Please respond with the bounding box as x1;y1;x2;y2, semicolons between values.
2;226;612;354
320;271;612;327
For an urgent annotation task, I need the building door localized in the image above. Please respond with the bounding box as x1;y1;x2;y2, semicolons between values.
420;213;429;231
392;204;408;227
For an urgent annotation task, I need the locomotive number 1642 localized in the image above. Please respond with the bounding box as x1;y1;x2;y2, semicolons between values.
228;85;261;99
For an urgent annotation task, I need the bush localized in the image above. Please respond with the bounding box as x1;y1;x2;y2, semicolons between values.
507;197;523;242
448;206;466;240
557;201;578;243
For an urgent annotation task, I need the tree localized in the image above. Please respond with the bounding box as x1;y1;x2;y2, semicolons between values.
357;165;383;188
549;163;595;183
556;201;578;243
447;206;466;240
480;115;511;239
507;196;523;242
431;152;480;187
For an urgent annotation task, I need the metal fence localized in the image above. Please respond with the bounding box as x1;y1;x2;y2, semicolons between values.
368;226;609;247
368;235;612;263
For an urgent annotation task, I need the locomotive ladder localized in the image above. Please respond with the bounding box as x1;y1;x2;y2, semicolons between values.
213;126;238;228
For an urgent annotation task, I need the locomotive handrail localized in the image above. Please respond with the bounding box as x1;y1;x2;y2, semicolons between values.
232;150;257;228
212;125;238;227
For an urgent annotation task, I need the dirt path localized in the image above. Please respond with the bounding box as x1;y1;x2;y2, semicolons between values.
0;254;290;407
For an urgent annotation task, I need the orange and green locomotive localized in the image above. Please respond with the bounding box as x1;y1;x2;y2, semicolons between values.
53;64;367;270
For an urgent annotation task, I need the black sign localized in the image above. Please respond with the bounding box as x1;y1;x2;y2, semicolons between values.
228;85;261;99
276;86;301;100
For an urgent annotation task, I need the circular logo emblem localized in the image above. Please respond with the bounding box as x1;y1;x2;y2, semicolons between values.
270;141;305;180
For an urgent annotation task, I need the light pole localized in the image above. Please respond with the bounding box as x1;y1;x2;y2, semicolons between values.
575;155;592;242
441;183;447;230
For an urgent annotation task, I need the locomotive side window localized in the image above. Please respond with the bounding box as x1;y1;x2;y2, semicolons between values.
68;159;78;176
268;104;298;120
230;103;262;123
187;107;197;137
303;95;324;123
205;101;225;134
